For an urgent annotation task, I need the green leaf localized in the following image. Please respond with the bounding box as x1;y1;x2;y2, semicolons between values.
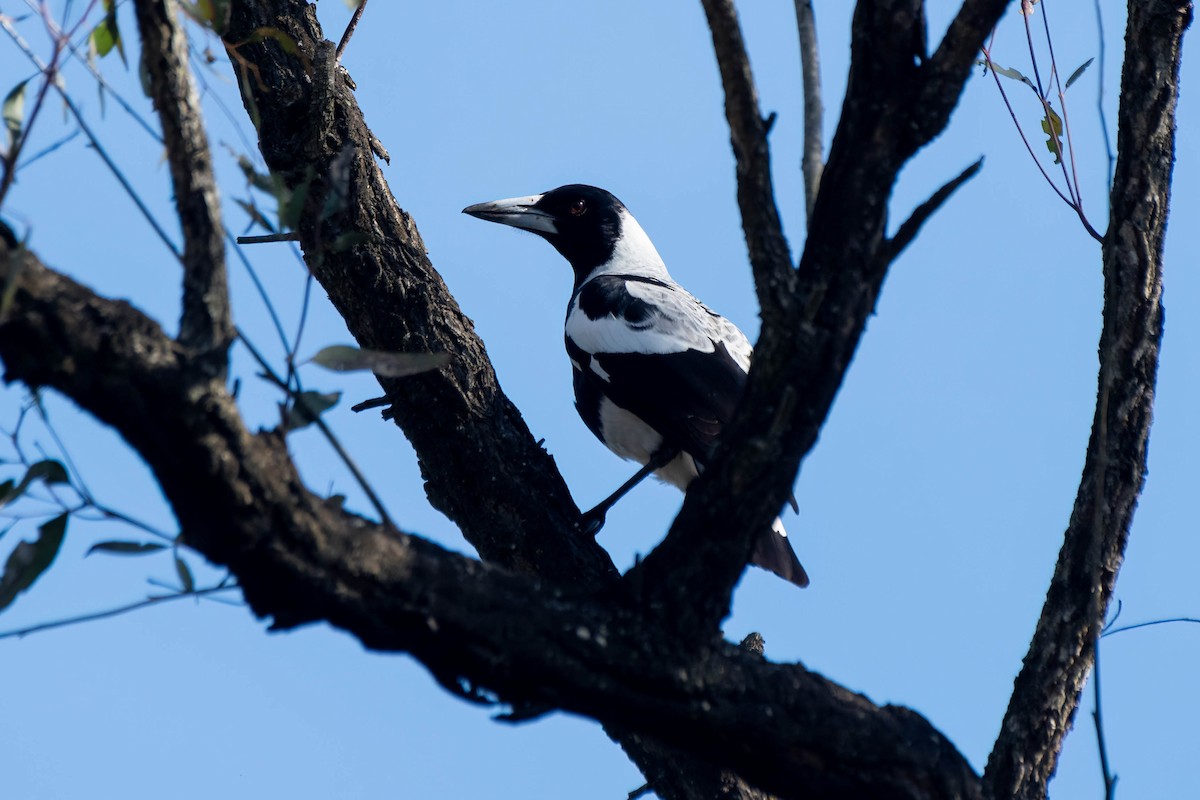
0;459;71;509
174;555;195;593
976;59;1033;89
179;0;231;33
88;0;126;66
3;79;28;151
308;345;450;378
1041;105;1064;164
0;512;68;613
86;540;168;557
1064;57;1095;91
283;390;341;432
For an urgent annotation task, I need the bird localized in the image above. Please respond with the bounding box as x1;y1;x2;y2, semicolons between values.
463;184;809;588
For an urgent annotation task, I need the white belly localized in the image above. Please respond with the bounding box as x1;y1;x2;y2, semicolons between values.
596;397;699;490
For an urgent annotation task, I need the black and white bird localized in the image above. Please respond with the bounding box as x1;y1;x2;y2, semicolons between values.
463;185;808;588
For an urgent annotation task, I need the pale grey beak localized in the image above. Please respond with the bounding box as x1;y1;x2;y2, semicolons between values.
462;193;557;235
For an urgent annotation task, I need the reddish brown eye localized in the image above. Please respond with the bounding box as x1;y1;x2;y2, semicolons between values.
569;198;587;216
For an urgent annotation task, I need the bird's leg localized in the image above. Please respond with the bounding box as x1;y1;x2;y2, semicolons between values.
578;447;679;536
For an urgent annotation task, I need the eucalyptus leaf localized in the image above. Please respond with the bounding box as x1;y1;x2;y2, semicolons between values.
309;345;450;378
284;390;342;432
174;555;195;593
0;459;71;509
1064;58;1095;91
3;80;28;150
1041;106;1064;164
86;540;168;557
0;512;68;613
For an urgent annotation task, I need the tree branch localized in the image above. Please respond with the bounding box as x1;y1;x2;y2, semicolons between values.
134;0;234;368
982;3;1189;798
698;0;796;317
794;0;824;221
221;0;614;584
634;0;1010;637
0;238;983;800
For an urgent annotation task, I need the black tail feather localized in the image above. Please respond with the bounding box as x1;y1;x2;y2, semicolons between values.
750;526;810;588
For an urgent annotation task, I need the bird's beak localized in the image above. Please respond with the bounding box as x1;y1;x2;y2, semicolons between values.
462;194;557;235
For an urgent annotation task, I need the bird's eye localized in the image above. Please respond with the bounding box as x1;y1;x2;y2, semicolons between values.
569;198;587;217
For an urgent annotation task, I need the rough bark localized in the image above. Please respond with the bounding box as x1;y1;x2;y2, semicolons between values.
134;0;233;369
982;2;1190;798
0;241;982;800
0;0;1186;798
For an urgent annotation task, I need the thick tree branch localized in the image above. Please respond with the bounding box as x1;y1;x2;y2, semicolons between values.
982;3;1189;799
134;0;233;368
221;0;613;584
0;242;982;800
636;0;1010;636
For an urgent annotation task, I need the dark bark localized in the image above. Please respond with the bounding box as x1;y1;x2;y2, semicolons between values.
0;0;1186;798
134;0;233;370
982;2;1190;798
222;0;615;585
0;243;981;800
630;0;1007;637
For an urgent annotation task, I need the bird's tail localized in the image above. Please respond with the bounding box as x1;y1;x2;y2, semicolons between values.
750;518;810;588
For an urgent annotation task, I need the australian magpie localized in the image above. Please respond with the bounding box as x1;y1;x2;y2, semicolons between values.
463;184;809;588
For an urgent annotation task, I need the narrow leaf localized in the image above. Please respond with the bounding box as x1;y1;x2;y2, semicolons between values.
174;555;195;593
0;512;68;613
1064;57;1095;91
1041;106;1064;164
308;345;450;378
3;80;29;149
0;459;70;509
284;390;341;432
976;59;1033;88
86;540;167;557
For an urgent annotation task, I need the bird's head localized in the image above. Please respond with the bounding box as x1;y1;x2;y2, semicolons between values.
464;184;662;283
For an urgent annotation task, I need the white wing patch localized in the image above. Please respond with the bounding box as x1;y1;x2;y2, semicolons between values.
566;276;754;369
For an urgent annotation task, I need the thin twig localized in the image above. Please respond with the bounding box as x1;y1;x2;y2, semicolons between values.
794;0;823;222
1102;617;1200;637
335;0;368;62
0;15;183;261
237;232;301;244
980;44;1075;207
1091;640;1119;800
884;158;983;265
1093;0;1115;188
235;330;397;530
0;585;239;640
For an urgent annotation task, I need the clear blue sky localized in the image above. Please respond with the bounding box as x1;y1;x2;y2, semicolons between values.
1;2;1196;798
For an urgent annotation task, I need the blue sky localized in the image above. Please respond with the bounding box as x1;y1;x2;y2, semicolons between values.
1;1;1197;798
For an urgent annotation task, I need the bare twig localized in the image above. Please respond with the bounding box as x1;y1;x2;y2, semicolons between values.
0;584;239;640
237;231;300;244
793;0;823;222
235;330;396;531
1102;616;1200;637
335;0;368;62
0;15;183;261
1091;641;1119;800
883;158;983;265
1093;0;1115;188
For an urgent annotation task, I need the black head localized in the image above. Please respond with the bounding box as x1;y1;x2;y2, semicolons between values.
464;184;628;279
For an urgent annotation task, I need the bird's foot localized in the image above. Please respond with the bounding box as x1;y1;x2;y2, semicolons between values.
577;507;608;537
